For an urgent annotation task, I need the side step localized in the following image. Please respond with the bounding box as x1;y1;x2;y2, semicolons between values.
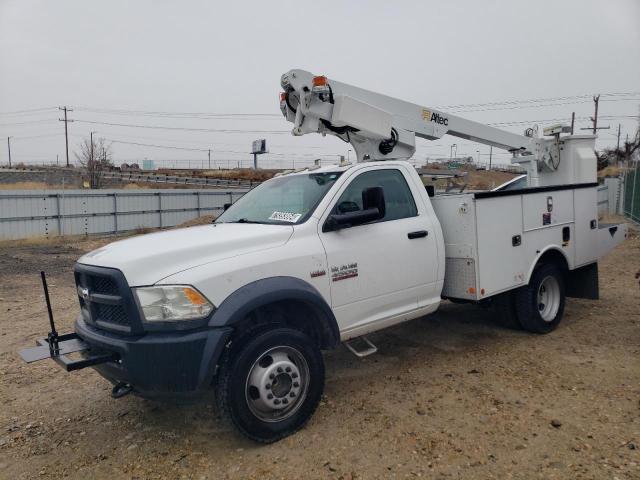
344;336;378;358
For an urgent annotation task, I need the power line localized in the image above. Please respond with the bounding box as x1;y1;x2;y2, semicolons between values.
63;130;332;150
102;137;343;158
85;131;334;150
74;106;281;119
74;119;290;134
56;91;640;117
107;138;209;152
487;116;586;126
448;97;640;114
0;107;58;116
0;119;57;127
486;114;637;127
104;138;244;154
3;90;638;120
435;91;640;110
8;133;63;140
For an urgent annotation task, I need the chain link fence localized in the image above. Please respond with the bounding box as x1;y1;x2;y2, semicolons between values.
623;164;640;224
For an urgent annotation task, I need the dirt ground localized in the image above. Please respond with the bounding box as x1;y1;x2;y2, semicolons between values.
0;230;639;480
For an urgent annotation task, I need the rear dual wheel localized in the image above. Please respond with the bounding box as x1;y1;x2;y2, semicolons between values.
493;264;566;334
515;264;566;333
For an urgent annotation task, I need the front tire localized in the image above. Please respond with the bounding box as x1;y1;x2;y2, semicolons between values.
216;327;324;443
515;264;566;333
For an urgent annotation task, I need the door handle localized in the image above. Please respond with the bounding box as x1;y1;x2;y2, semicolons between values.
407;230;428;239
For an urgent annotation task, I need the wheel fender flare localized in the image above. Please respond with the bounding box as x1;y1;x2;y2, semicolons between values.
208;276;340;348
526;246;570;284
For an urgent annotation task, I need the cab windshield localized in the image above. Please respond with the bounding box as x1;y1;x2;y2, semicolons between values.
215;172;343;225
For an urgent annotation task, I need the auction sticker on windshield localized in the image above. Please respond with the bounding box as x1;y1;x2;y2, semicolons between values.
269;211;302;223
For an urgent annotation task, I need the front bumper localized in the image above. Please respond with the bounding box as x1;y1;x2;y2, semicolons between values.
75;316;232;399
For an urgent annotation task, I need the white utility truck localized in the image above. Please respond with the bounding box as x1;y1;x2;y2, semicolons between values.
20;69;626;443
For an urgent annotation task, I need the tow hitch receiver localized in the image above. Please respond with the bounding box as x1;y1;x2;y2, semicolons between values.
18;271;118;372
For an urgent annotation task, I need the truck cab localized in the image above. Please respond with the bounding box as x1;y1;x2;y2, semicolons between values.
69;161;448;442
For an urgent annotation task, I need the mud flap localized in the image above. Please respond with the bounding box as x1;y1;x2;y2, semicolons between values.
566;262;599;300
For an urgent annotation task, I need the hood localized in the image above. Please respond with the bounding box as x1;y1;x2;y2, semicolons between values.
78;223;294;286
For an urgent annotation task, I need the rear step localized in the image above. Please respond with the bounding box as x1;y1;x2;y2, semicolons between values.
345;336;378;358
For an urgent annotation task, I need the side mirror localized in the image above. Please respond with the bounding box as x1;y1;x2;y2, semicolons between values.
362;186;386;217
223;202;232;211
425;184;435;197
324;186;385;231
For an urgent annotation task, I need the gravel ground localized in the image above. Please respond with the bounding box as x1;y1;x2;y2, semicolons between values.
0;230;638;480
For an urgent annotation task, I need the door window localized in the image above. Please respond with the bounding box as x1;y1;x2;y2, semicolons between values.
332;169;417;222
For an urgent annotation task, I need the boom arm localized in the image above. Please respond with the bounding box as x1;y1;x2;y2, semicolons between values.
280;69;535;163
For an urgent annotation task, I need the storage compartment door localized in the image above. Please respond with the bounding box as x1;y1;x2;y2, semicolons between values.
475;196;526;297
574;187;598;266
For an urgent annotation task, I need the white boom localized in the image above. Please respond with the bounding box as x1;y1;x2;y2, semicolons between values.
280;69;598;187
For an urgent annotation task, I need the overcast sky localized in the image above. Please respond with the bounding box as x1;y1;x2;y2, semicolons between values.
1;0;639;169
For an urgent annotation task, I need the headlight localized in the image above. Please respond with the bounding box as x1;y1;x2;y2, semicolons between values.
134;285;214;322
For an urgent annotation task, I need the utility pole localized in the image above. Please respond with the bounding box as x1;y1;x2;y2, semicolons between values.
570;112;575;135
7;137;11;168
89;131;97;188
58;106;74;167
208;149;211;169
616;124;621;150
90;131;95;163
591;95;599;134
580;95;609;135
489;146;493;170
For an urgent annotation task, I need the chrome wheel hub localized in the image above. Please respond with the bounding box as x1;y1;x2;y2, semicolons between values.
537;275;560;322
245;346;309;422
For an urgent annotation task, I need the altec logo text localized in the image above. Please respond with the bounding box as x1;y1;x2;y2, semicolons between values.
422;109;449;126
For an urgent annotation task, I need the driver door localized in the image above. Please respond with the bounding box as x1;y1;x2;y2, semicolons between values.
318;166;437;335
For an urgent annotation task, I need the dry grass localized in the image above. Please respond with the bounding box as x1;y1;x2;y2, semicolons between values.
0;181;63;190
0;213;218;249
463;168;516;190
422;163;518;191
0;231;139;249
177;214;216;227
157;168;279;182
598;166;624;178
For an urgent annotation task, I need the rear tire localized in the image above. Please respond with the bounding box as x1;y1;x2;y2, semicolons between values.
216;327;324;443
515;264;566;333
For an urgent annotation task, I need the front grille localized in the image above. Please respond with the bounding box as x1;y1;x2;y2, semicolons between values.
90;276;118;295
74;264;141;335
96;303;129;326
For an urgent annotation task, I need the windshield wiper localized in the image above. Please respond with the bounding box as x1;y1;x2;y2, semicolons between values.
231;218;262;224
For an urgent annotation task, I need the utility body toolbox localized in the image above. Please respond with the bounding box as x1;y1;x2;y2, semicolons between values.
431;182;626;301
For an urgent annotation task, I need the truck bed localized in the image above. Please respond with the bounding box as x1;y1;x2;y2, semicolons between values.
431;182;625;301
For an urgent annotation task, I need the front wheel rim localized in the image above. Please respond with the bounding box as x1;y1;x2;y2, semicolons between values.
245;346;310;423
537;275;561;322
